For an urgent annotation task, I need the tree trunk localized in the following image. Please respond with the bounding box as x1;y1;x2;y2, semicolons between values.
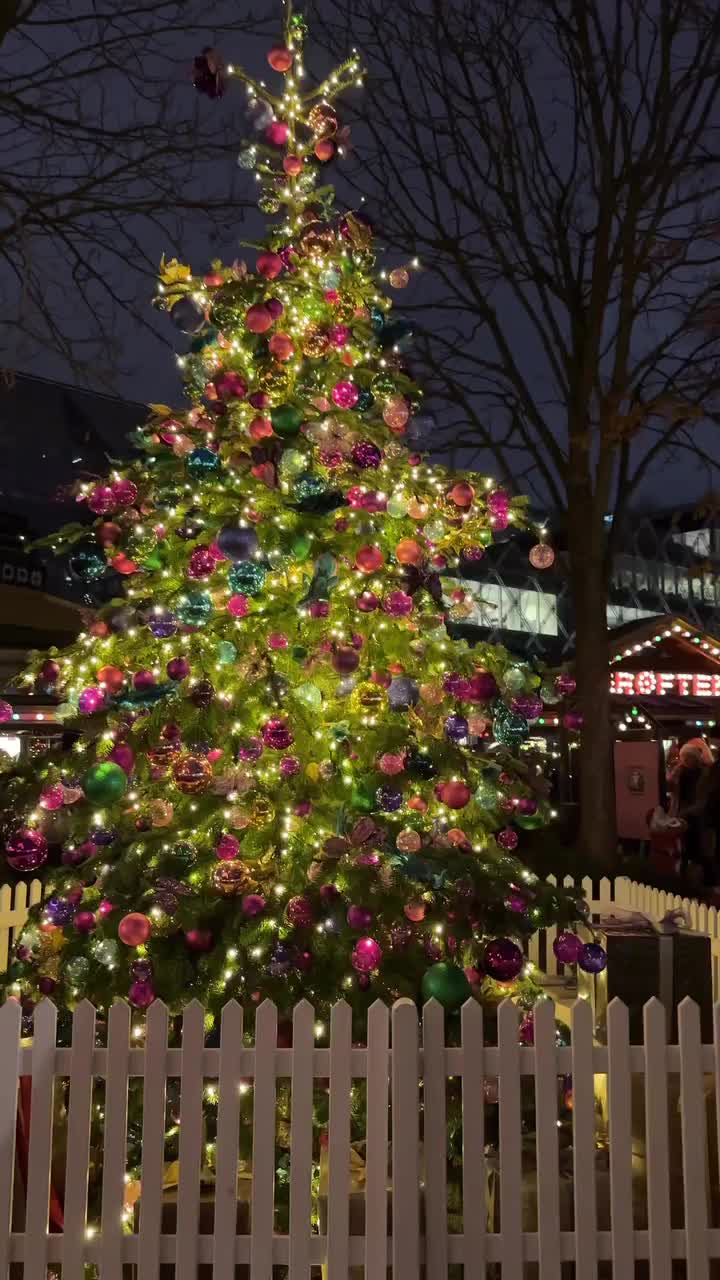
567;504;616;867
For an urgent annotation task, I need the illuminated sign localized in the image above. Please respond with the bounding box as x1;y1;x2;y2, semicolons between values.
610;670;720;697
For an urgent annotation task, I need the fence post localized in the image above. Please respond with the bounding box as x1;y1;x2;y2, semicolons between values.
288;1000;314;1280
213;1000;245;1280
643;998;671;1280
138;1000;170;1280
250;1000;278;1280
0;1000;21;1278
24;998;57;1280
571;999;597;1274
99;1001;130;1280
606;998;634;1276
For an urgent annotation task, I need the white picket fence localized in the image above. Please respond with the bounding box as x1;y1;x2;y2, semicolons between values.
3;993;720;1275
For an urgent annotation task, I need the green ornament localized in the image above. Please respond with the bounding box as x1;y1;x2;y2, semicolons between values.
65;957;90;989
258;192;281;214
515;810;545;830
127;529;158;561
90;938;120;967
539;680;561;705
355;388;375;412
271;404;303;437
216;641;237;665
292;533;312;562
475;780;499;810
294;473;327;503
503;666;527;694
424;520;446;541
69;549;106;582
493;711;529;748
371;372;396;399
165;841;197;873
351;776;377;813
295;682;322;711
291;645;308;661
177;591;213;626
82;761;128;804
478;528;494;547
421;962;472;1010
228;561;266;596
386;494;409;518
279;449;305;476
211;281;249;329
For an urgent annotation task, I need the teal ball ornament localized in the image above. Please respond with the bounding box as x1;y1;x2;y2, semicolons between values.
421;962;472;1010
228;561;266;596
177;591;213;626
493;709;530;748
82;761;128;804
70;549;106;582
186;447;221;479
271;404;303;437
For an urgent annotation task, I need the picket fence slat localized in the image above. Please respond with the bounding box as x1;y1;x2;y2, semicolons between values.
250;999;277;1280
571;998;598;1274
138;999;170;1280
679;999;710;1280
0;1001;21;1279
288;1000;313;1280
176;1001;205;1280
643;998;672;1280
423;999;448;1277
498;999;523;1276
461;999;485;1278
62;1000;96;1280
100;1000;130;1280
607;998;634;1279
534;999;561;1278
392;999;420;1280
364;1000;390;1280
24;998;57;1280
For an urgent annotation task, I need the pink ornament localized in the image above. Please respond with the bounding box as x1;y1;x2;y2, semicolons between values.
280;756;301;778
262;718;294;750
78;687;106;715
88;484;116;515
347;905;373;930
379;753;405;775
188;547;216;578
286;896;314;927
257;251;284;279
109;743;135;774
555;673;577;697
6;828;48;873
216;833;240;861
328;324;351;348
383;590;414;617
112;479;138;508
268;632;288;649
0;700;13;723
97;899;115;918
75;911;96;934
249;391;270;409
267;45;293;71
357;590;380;612
496;828;519;851
246;304;273;333
382;396;410;431
553;931;583;965
309;600;329;618
133;669;156;691
118;912;152;947
265;120;289;146
283;155;303;176
40;784;65;811
268;332;294;361
249;416;273;439
214;371;248;400
351;938;382;973
266;297;284;319
332;380;359;409
208;541;226;563
438;781;472;810
227;594;249;618
242;894;266;917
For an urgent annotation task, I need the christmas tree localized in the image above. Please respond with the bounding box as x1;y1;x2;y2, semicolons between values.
2;8;602;1030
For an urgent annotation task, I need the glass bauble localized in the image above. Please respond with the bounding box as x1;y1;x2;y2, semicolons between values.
172;753;212;794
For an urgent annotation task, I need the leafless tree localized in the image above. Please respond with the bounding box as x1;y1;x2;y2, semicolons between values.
0;0;271;388
311;0;720;861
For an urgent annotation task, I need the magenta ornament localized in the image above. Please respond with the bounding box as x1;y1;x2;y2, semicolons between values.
88;484;116;515
227;594;249;617
516;796;538;816
74;911;97;934
328;324;351;347
133;669;156;690
5;828;49;872
109;743;135;774
188;547;216;579
216;833;240;861
40;784;65;811
280;756;301;778
78;686;106;715
552;931;583;965
555;673;576;697
0;700;13;722
238;737;263;762
562;711;584;731
112;479;138;508
242;894;266;918
214;371;248;400
483;938;524;982
286;896;314;927
262;718;294;750
505;891;527;915
351;440;382;469
129;980;156;1008
351;937;382;972
331;380;359;409
383;590;414;617
185;928;213;952
167;657;191;681
347;905;373;930
496;827;519;851
357;590;380;612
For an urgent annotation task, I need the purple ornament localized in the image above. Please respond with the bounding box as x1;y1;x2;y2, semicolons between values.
483;938;524;982
130;958;154;981
191;679;215;708
216;525;260;562
444;713;469;743
351;937;382;972
496;827;519;851
46;896;77;926
383;590;414;618
78;686;106;715
555;673;576;697
351;440;382;469
133;669;156;691
347;905;373;930
216;833;240;861
286;896;314;927
577;942;607;974
242;894;266;918
268;942;293;975
280;756;301;778
516;796;538;817
74;911;96;934
319;884;340;904
90;826;116;846
487;489;509;518
504;891;527;915
332;380;359;409
376;785;403;812
467;671;498;702
238;736;263;762
552;931;583;965
5;828;48;873
562;711;584;731
262;719;293;750
38;977;57;996
148;612;178;638
167;657;191;681
109;743;135;774
62;841;95;866
357;590;380;612
129;980;156;1008
511;694;543;721
443;673;471;698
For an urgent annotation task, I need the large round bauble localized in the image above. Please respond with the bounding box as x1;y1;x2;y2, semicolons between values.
577;942;607;974
553;932;583;965
351;937;382;973
82;762;128;804
228;561;266;596
257;251;284;279
214;371;247;401
5;828;48;873
421;962;472;1010
388;677;420;711
448;481;475;508
170;295;206;334
187;447;220;479
270;403;303;437
167;657;191;682
286;895;315;927
176;592;213;626
555;672;576;698
216;525;259;562
87;484;116;515
97;665;125;694
172;753;212;795
515;810;545;831
439;780;472;810
269;332;294;361
355;545;384;574
246;303;274;333
483;939;524;982
267;45;293;72
302;323;330;358
118;912;152;946
265;120;289;147
493;711;530;749
444;714;469;743
185;928;213;952
529;543;555;569
395;538;424;566
308;102;338;138
70;549;106;582
262;718;293;750
212;860;250;897
332;380;359;409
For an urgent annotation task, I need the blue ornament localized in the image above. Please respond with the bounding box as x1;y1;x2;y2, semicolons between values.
186;448;220;479
388;676;419;711
46;896;76;926
89;826;117;846
177;591;213;626
376;785;403;812
228;561;267;596
69;549;106;582
294;472;328;503
354;388;375;413
268;943;294;976
578;943;607;974
444;713;469;744
370;305;385;332
216;525;259;562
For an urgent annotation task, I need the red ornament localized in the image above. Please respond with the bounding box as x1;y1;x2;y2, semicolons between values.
249;416;273;439
283;155;303;176
448;481;475;508
529;543;555;569
314;138;335;162
395;538;424;566
266;120;289;147
439;781;472;810
268;332;294;361
267;46;293;72
97;665;125;694
185;928;213;952
355;545;384;573
257;252;283;279
118;913;152;946
246;304;274;333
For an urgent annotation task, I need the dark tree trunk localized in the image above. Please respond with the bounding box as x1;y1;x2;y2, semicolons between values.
568;502;616;866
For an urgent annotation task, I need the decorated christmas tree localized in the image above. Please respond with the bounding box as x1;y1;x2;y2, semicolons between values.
2;7;602;1031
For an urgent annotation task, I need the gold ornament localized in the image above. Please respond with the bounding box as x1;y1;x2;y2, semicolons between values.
211;860;251;897
259;365;291;396
302;323;330;358
389;267;410;289
299;221;335;258
147;740;182;770
350;680;388;713
150;800;174;828
308;103;338;138
172;753;212;795
250;796;275;825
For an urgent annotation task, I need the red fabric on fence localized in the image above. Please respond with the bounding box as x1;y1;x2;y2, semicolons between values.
16;1076;64;1230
